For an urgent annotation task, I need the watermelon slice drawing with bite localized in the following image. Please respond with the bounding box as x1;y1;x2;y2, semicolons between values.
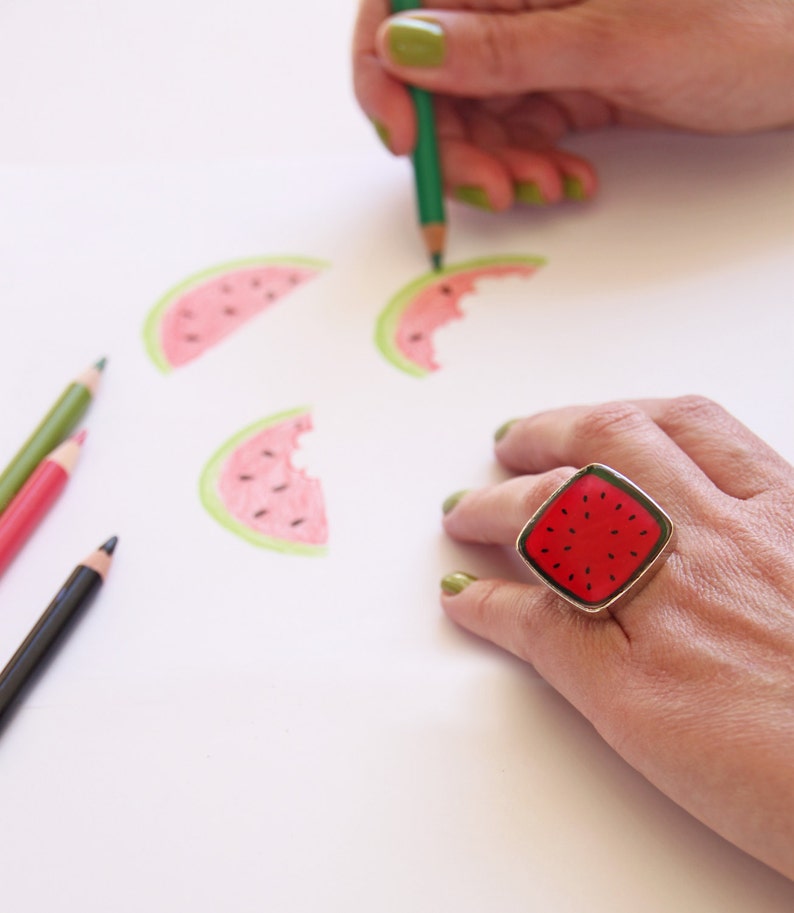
143;255;328;372
375;255;545;377
199;407;328;556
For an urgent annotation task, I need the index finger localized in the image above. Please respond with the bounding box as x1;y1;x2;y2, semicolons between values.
495;400;706;508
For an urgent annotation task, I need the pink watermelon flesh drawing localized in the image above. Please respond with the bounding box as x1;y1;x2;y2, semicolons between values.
518;466;668;607
159;264;318;368
396;263;538;373
215;412;327;547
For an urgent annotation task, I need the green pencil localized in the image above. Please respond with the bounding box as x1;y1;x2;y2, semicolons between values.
390;0;446;270
0;358;106;515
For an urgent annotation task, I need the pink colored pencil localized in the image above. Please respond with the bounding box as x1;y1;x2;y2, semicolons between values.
0;432;86;578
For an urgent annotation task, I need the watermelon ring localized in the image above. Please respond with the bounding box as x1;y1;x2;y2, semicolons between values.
516;464;675;615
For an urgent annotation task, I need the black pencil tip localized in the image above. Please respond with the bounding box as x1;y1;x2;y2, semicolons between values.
100;536;119;555
94;357;108;371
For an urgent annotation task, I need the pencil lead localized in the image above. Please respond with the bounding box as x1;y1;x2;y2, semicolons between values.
100;536;118;555
431;252;443;272
94;357;107;371
73;429;88;446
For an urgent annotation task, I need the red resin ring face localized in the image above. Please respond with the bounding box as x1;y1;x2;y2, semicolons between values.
516;464;674;613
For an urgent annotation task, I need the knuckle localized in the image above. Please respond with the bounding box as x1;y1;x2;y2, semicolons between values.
568;401;648;454
478;15;522;88
655;395;727;435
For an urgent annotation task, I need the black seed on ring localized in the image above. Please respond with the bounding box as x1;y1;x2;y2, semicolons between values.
640;530;648;536
553;563;560;569
600;491;606;499
629;514;636;521
587;583;592;591
569;528;576;534
608;553;615;559
568;574;574;581
630;551;638;557
546;526;554;532
615;503;623;510
610;574;616;581
564;546;572;551
611;530;619;535
585;567;591;574
584;512;590;520
541;548;549;553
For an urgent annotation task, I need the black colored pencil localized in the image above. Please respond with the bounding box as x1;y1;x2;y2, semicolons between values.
0;536;118;730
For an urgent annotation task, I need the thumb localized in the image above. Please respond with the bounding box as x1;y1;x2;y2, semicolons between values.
375;7;618;97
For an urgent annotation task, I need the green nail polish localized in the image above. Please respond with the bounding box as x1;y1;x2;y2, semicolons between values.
515;182;546;205
442;490;468;515
494;419;517;442
563;176;586;201
454;186;493;211
387;17;445;68
441;572;478;595
371;119;390;150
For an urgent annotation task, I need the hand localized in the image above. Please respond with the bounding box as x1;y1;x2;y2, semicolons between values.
353;0;794;210
440;396;794;879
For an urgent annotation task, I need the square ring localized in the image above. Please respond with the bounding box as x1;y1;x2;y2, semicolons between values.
515;464;675;615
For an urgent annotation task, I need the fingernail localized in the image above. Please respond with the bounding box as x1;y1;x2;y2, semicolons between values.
441;571;478;595
454;186;493;211
371;119;391;150
494;419;517;442
515;181;546;205
387;16;445;68
442;490;468;515
563;176;587;201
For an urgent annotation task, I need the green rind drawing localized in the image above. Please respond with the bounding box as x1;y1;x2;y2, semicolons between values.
142;255;330;374
374;254;547;378
198;406;328;557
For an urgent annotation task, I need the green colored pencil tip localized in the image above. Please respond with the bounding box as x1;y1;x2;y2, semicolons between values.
431;252;443;272
94;357;108;371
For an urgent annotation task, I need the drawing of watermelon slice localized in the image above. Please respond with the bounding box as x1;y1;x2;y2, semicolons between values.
199;407;328;556
143;255;328;372
375;255;545;377
517;464;674;613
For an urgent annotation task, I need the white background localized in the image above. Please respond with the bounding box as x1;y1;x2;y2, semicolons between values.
1;2;793;911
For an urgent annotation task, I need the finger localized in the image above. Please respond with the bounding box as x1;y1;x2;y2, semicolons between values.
494;401;709;511
441;137;516;211
440;576;628;717
494;145;598;202
375;7;622;98
443;469;576;546
632;396;794;500
352;0;417;155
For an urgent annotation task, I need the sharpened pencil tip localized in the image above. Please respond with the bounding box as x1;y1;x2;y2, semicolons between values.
94;357;107;371
431;252;443;272
100;536;118;555
73;429;88;446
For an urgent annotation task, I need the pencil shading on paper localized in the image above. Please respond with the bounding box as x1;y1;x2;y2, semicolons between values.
374;255;546;377
199;407;328;556
143;256;329;372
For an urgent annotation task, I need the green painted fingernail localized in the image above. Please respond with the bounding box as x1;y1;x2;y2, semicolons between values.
563;176;587;201
494;419;517;442
441;572;478;595
371;119;390;150
387;16;445;68
515;181;546;205
442;490;468;515
454;186;493;211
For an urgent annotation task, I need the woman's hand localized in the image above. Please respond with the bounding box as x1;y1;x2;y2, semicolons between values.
440;396;794;879
353;0;794;210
